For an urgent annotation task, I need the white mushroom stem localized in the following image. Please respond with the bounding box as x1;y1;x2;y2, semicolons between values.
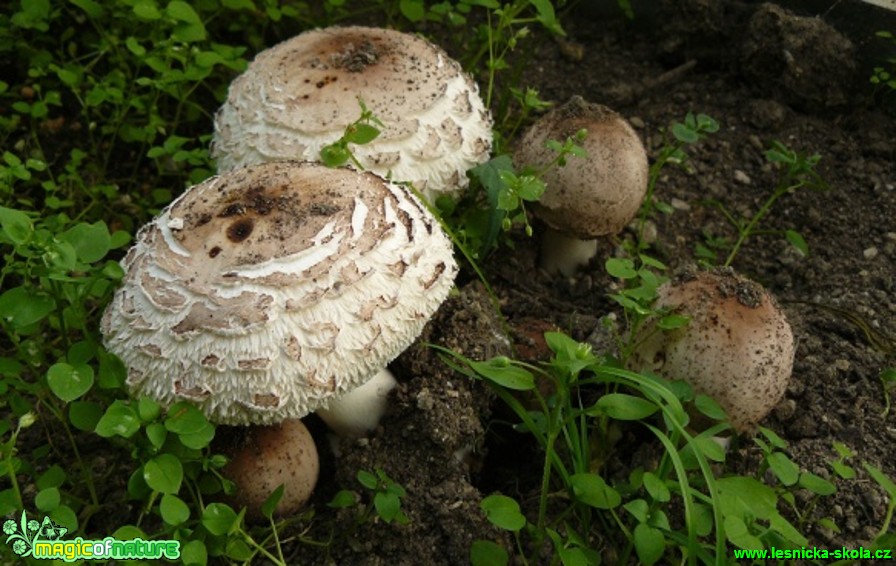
317;368;398;436
539;227;599;277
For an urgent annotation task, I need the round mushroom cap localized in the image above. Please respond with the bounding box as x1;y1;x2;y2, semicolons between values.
223;419;319;518
514;96;648;239
101;161;458;425
628;267;794;432
212;26;493;203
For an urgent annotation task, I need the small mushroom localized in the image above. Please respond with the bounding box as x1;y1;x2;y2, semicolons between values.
100;160;458;426
222;419;319;518
628;267;794;433
316;367;397;437
212;26;493;203
514;96;648;276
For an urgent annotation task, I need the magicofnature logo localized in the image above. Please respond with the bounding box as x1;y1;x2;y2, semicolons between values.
3;511;180;561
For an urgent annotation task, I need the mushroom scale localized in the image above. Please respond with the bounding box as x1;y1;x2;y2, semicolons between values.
101;161;458;425
212;26;493;203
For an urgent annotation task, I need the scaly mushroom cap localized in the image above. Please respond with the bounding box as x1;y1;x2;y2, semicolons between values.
101;161;458;425
628;267;794;432
212;26;493;202
514;96;648;238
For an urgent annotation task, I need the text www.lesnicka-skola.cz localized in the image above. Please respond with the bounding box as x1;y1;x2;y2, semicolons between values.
733;546;893;561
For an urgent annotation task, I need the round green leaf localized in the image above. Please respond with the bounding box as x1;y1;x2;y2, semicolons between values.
0;286;55;328
47;362;94;402
68;401;102;431
202;502;239;536
60;221;111;263
95;400;140;438
768;452;799;486
165;402;210;434
480;494;526;531
160;493;190;526
471;540;508;566
144;454;184;494
569;473;622;509
633;523;665;565
35;487;60;512
798;472;836;496
181;539;208;566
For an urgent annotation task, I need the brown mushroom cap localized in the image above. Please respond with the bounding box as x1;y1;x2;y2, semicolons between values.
101;161;458;425
514;96;648;239
212;26;492;202
628;267;794;432
223;419;319;518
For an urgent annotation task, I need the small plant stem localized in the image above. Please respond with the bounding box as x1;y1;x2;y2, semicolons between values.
41;397;100;506
2;430;25;511
723;184;790;267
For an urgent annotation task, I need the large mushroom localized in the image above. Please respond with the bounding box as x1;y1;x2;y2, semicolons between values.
628;267;794;433
514;96;649;276
212;26;493;203
101;160;458;513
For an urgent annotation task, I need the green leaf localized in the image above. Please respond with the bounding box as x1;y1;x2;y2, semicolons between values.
0;206;34;244
166;0;201;22
374;491;403;522
346;123;380;145
144;453;183;494
671;122;698;144
181;539;208;566
260;484;285;519
133;0;162;19
179;422;215;449
0;206;34;245
0;286;56;329
37;466;67;490
399;0;425;21
320;144;351;167
785;229;808;256
591;393;658;420
160;493;190;525
798;472;836;496
165;401;210;434
35;487;60;512
226;538;253;561
480;494;526;531
642;472;670;502
145;422;168;449
724;514;763;550
768;452;800;486
50;505;78;532
70;0;105;17
862;462;896;498
138;396;161;422
357;470;378;490
605;257;637;279
202;502;239;535
95;400;140;438
46;362;94;402
656;314;689;330
470;540;508;566
633;523;665;565
569;473;621;509
694;394;726;420
68;401;102;431
469;357;535;390
60;221;111;263
327;490;357;508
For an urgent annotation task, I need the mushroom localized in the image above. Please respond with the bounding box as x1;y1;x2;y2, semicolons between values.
628;267;794;433
513;96;648;276
222;419;319;518
101;160;458;426
211;26;493;203
101;161;458;512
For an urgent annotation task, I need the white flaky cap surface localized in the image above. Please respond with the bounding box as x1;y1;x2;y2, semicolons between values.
101;161;458;425
212;26;493;203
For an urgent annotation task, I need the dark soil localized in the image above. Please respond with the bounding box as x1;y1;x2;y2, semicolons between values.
299;1;896;564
